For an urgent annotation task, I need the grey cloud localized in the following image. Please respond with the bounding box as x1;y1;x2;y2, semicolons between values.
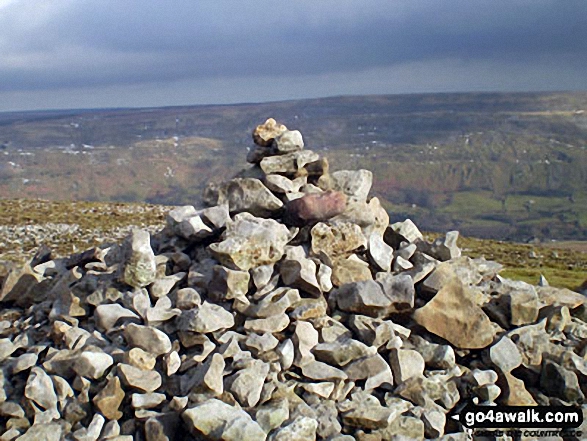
0;0;585;107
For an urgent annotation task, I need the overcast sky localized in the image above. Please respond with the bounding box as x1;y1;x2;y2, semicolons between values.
1;0;586;112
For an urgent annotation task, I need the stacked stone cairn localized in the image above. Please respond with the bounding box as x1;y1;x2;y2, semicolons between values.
1;118;586;441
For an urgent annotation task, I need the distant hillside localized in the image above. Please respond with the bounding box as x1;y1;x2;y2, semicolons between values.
1;91;586;241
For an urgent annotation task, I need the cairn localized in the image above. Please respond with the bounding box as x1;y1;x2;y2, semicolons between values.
0;118;586;440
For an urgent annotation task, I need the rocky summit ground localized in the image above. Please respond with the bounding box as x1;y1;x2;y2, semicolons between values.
0;118;586;440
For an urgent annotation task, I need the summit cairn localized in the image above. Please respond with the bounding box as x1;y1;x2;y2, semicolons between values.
0;118;586;440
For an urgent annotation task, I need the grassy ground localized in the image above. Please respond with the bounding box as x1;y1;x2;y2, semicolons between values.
0;198;585;292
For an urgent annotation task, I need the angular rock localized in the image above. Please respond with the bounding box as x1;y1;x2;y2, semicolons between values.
312;338;375;367
413;278;496;349
331;256;373;287
344;354;394;390
118;363;162;393
94;304;140;331
274;129;304;154
208;265;250;304
540;360;584;402
389;349;425;384
119;230;157;289
301;360;347;381
270;416;317;441
327;169;373;202
177;301;235;334
310;222;366;259
498;372;537;406
93;376;125;420
182;399;266;441
227;359;269;408
279;247;321;297
376;273;415;313
216;178;283;217
368;233;393;272
260;150;319;175
124;323;172;357
252;117;288;148
489;336;522;373
209;213;294;271
244;312;289;334
331;280;391;317
24;367;58;412
73;351;114;380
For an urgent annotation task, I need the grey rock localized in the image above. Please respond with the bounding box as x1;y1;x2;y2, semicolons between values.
94;303;140;331
260;150;319;175
227;359;270;407
279;246;322;297
387;219;424;244
269;416;318;441
312;338;375;367
389;348;425;384
177;301;235;334
182;399;266;441
119;229;157;289
540;360;584;402
328;169;373;202
344;353;394;390
244;313;290;333
310;222;366;259
489;336;522;373
331;280;391;317
292;321;319;367
216;178;283;216
208;265;250;305
368;233;393;272
255;398;290;433
73;350;114;379
118;363;162;392
131;392;166;409
301;360;347;381
209;213;294;271
15;423;62;441
124;323;172;357
24;367;58;412
274;130;304;154
376;273;415;313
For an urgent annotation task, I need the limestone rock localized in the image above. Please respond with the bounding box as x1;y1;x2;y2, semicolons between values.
376;273;415;313
331;280;391;317
208;265;250;304
24;367;58;412
344;354;394;390
120;229;157;289
182;399;266;441
118;363;162;393
489;336;522;373
177;301;235;334
312;338;375;367
73;351;114;380
368;233;393;272
216;178;283;217
94;304;140;331
260;150;319;175
227;359;269;407
413;278;496;349
93;376;125;420
331;255;373;286
389;349;425;384
310;222;366;259
327;169;372;202
252;117;288;148
209;213;294;271
270;416;318;441
279;247;321;297
124;323;172;357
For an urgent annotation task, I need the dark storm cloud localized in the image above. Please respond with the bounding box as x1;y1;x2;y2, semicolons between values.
0;0;586;110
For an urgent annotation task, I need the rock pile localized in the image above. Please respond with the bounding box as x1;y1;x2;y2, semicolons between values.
1;118;586;440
